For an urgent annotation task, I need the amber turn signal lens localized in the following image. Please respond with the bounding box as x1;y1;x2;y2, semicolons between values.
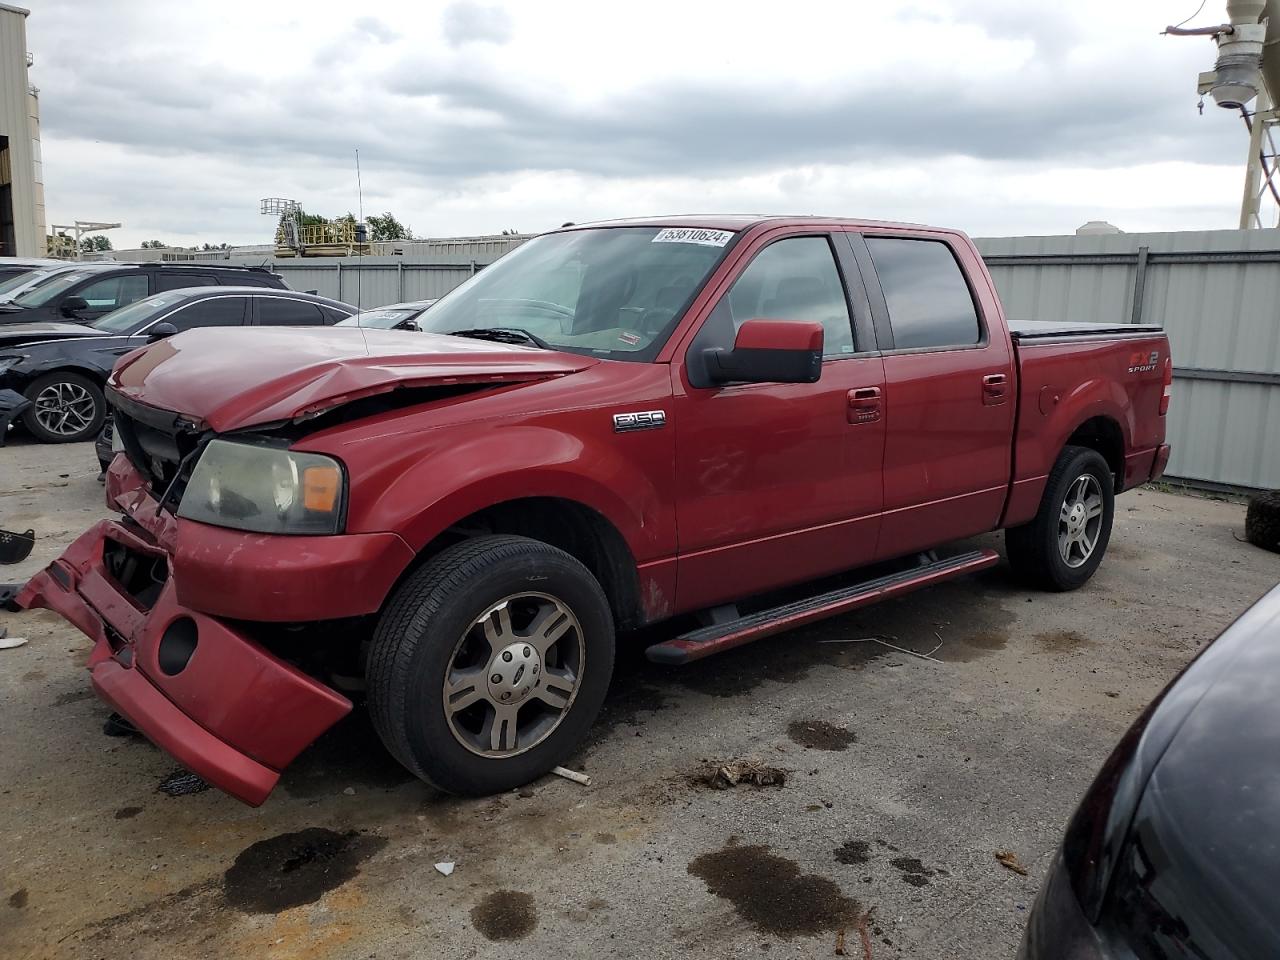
302;465;341;512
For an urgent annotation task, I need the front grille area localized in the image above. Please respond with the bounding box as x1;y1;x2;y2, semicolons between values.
108;390;205;507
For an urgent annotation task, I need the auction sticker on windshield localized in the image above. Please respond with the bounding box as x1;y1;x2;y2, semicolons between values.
651;228;734;246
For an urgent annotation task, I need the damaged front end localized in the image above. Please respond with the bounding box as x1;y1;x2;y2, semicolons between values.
16;458;355;805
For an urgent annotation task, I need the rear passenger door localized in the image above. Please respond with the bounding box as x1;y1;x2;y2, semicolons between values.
156;272;217;292
253;296;329;326
162;296;249;332
846;232;1015;560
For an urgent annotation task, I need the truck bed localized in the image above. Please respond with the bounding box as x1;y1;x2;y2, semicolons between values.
1007;319;1163;340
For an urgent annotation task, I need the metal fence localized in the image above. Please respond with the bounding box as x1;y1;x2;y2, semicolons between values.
254;228;1278;492
975;229;1280;491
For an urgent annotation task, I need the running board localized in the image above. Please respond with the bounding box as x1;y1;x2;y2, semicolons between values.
644;549;1000;665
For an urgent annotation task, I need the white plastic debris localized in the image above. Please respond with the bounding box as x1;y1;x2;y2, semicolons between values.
551;765;591;786
434;862;455;876
0;635;28;650
342;786;356;796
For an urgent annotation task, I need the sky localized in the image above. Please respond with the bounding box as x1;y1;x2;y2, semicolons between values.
22;0;1256;248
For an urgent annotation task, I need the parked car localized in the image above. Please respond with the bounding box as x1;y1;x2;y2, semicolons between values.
0;262;287;326
0;256;63;284
1020;582;1280;960
0;287;354;443
17;215;1172;805
0;262;119;305
336;299;437;330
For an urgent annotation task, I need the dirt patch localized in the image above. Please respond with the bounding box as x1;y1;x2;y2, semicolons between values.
52;689;94;706
890;856;935;887
113;806;143;820
693;760;788;790
586;897;609;911
787;719;857;751
21;670;44;682
471;890;537;941
223;828;387;914
593;832;617;844
9;888;27;909
688;843;860;938
833;840;872;865
1035;629;1093;654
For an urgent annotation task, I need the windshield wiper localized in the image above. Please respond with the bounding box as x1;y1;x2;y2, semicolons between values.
447;327;552;350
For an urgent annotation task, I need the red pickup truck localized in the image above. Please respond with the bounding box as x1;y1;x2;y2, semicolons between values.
17;216;1172;805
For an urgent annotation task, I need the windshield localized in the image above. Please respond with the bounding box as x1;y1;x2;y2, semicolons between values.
13;271;98;307
418;226;736;360
90;293;176;334
337;307;422;329
0;268;58;300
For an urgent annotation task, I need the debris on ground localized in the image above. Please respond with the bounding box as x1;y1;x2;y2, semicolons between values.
835;926;847;955
551;765;591;786
819;634;943;662
102;712;141;738
0;627;28;650
434;862;455;877
0;528;34;565
856;906;876;959
699;760;788;790
157;769;211;797
995;850;1029;876
1244;490;1280;553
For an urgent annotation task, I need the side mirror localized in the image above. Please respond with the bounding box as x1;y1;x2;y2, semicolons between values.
703;319;824;385
147;321;179;342
60;296;90;319
395;319;421;332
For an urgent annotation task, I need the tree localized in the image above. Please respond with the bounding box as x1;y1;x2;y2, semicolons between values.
141;240;167;249
79;235;113;252
366;211;412;241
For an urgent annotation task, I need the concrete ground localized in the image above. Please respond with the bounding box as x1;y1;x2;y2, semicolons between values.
2;435;1277;960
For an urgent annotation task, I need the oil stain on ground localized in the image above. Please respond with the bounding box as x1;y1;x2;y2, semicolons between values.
9;888;28;908
1035;629;1093;654
283;712;415;798
788;719;857;751
113;806;143;820
471;890;537;941
890;856;936;887
223;828;387;914
688;843;860;937
833;840;873;865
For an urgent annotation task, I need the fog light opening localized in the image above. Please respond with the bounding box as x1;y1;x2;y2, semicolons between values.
158;617;198;676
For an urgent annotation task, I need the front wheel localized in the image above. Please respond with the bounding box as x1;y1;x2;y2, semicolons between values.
1006;445;1115;591
22;371;105;443
366;535;615;795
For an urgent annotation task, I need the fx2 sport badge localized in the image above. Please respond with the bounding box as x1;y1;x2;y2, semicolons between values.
613;410;667;433
1127;350;1159;374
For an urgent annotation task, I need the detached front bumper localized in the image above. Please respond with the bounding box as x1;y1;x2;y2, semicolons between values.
15;463;371;806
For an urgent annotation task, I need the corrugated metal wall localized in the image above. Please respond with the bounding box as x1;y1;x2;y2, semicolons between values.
975;229;1280;490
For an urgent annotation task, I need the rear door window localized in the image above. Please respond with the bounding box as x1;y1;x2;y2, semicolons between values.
256;297;326;326
156;273;217;292
76;274;150;312
865;238;981;350
164;297;248;332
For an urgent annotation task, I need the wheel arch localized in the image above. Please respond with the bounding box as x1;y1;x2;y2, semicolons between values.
1065;415;1125;485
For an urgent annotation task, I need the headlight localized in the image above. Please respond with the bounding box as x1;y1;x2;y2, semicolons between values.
177;439;346;535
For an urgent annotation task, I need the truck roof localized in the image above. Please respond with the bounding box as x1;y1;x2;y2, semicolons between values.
556;214;950;234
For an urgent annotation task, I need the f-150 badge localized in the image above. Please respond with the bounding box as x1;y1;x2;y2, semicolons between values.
613;410;667;432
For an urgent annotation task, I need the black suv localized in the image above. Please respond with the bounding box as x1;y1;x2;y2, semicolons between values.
0;286;354;443
0;262;286;326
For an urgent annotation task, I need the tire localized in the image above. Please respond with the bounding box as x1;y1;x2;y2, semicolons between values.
366;534;615;795
1245;490;1280;553
1006;445;1115;591
21;371;106;443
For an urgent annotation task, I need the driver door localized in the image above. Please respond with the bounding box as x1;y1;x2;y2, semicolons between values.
671;231;886;611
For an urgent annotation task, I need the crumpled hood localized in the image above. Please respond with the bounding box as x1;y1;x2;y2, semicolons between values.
109;326;598;432
0;321;108;348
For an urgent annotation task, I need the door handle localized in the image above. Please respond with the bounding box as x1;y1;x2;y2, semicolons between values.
847;386;882;424
982;373;1008;405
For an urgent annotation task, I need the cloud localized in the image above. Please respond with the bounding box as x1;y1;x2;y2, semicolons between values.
441;2;512;48
22;0;1252;246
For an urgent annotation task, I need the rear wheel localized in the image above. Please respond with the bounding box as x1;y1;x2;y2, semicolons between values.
22;371;105;443
1006;445;1114;591
366;535;615;795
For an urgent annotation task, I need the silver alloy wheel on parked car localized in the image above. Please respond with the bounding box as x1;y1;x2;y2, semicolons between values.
442;592;585;758
33;380;97;438
1058;474;1105;568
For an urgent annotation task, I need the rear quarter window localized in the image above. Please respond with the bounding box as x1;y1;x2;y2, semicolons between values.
866;237;981;350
